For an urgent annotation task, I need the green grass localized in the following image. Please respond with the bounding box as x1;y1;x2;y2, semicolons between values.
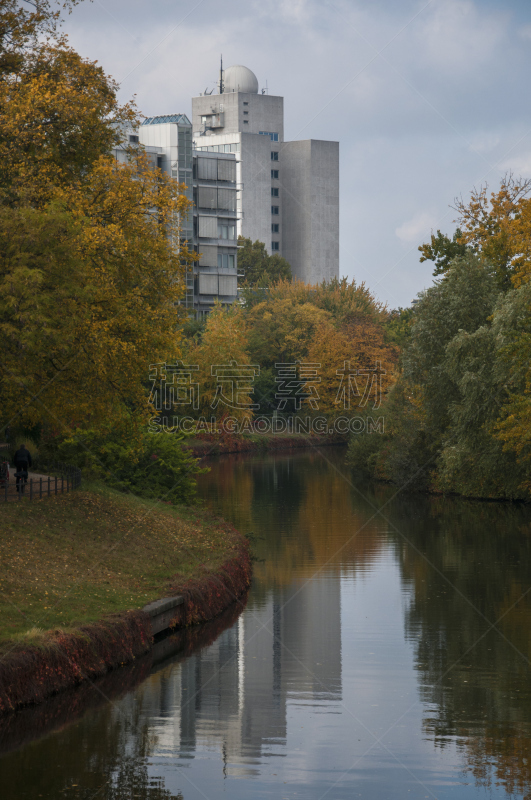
0;483;239;645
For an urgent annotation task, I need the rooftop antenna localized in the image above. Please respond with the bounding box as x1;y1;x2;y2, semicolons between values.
219;54;224;94
261;80;268;95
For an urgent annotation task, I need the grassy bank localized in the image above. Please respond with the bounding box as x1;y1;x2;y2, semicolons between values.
0;483;248;648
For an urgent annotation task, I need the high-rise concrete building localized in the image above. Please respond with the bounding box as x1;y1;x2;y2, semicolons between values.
192;64;339;285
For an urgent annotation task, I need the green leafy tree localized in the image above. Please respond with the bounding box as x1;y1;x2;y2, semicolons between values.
237;236;292;287
403;254;501;442
385;306;416;348
55;423;204;504
348;254;505;492
418;228;471;276
437;319;525;499
490;280;531;492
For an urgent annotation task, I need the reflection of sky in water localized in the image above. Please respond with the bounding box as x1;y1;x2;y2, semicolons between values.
3;450;531;799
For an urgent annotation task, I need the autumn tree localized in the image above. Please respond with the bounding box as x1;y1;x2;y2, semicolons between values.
182;304;254;422
0;1;134;205
452;174;531;288
242;278;395;418
0;154;194;432
0;1;195;442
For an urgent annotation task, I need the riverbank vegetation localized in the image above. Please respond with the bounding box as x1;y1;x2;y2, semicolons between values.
347;175;531;501
0;484;249;646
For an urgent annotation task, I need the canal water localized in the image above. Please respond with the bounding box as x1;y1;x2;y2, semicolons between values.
2;448;531;799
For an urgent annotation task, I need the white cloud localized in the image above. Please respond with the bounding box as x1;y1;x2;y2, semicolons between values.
395;212;437;244
499;153;531;177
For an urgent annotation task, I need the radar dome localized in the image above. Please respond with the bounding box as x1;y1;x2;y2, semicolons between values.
223;65;259;94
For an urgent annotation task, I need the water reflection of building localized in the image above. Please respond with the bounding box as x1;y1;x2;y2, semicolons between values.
140;576;342;775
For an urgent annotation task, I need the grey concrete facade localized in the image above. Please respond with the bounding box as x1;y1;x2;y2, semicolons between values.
281;139;340;284
192;90;284;140
192;65;339;285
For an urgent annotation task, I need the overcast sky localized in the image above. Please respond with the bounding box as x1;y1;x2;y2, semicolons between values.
63;0;531;308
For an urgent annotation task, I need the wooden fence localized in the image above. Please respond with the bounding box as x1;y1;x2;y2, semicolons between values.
1;462;82;503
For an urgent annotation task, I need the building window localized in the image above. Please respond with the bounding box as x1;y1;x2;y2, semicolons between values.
271;169;279;179
217;252;236;269
243;110;249;115
129;134;139;143
271;151;279;161
243;120;249;124
243;101;248;105
271;242;280;251
271;187;279;197
271;206;279;215
259;131;279;141
272;223;279;233
197;142;240;153
219;222;236;239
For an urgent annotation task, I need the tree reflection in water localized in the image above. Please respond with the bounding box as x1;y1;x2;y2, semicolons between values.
382;490;531;798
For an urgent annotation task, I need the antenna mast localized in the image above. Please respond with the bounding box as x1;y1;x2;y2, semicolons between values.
219;54;224;94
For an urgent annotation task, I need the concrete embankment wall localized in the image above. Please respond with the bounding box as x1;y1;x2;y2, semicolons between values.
0;538;251;715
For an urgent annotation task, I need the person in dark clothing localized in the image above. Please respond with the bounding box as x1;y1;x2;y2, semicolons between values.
14;444;31;492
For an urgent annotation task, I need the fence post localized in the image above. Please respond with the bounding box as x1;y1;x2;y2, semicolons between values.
39;477;42;499
30;479;33;501
61;474;64;494
47;476;50;497
55;475;57;495
4;479;7;502
67;474;69;493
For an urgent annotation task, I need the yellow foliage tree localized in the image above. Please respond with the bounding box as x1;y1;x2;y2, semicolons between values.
242;278;396;419
183;305;254;423
453;174;531;287
0;1;195;439
0;152;194;433
308;318;397;419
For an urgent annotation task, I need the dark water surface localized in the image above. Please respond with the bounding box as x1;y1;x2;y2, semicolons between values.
3;448;531;799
